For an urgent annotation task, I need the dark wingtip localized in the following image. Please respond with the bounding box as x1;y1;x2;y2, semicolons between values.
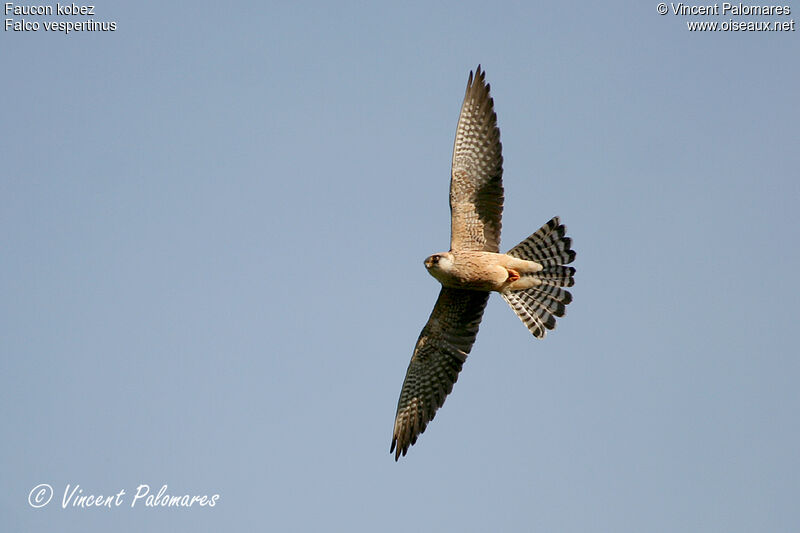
473;65;487;86
391;434;409;461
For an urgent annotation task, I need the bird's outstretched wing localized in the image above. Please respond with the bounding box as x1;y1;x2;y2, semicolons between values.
391;288;489;460
450;65;504;252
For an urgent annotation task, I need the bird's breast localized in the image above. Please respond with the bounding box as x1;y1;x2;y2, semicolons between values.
428;251;508;291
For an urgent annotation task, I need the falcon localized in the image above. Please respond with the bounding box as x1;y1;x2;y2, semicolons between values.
391;66;576;460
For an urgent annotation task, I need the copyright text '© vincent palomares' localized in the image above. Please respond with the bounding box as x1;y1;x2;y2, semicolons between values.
655;3;795;31
666;3;791;15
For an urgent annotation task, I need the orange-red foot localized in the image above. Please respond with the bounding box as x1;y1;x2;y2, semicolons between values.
507;268;520;282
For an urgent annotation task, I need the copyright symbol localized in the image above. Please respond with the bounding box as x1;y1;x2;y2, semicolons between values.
28;484;53;508
657;3;668;15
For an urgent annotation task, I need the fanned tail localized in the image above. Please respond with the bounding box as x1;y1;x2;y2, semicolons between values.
502;217;576;338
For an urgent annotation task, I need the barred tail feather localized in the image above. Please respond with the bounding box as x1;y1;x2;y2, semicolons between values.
507;216;576;264
502;290;550;338
503;216;576;338
536;266;576;287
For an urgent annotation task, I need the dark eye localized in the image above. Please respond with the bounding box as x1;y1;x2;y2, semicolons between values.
432;255;440;263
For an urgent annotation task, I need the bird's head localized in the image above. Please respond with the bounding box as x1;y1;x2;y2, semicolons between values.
424;252;454;278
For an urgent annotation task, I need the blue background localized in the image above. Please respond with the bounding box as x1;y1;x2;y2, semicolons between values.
3;1;799;531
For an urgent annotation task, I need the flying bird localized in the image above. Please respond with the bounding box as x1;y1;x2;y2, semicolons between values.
391;66;576;460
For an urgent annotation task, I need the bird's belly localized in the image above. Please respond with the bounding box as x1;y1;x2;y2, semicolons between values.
435;252;509;291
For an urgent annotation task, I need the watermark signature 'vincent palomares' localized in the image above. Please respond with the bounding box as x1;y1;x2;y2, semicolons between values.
656;2;796;31
28;483;220;509
660;2;791;15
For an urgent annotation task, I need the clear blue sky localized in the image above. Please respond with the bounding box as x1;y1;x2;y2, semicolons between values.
2;1;799;531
